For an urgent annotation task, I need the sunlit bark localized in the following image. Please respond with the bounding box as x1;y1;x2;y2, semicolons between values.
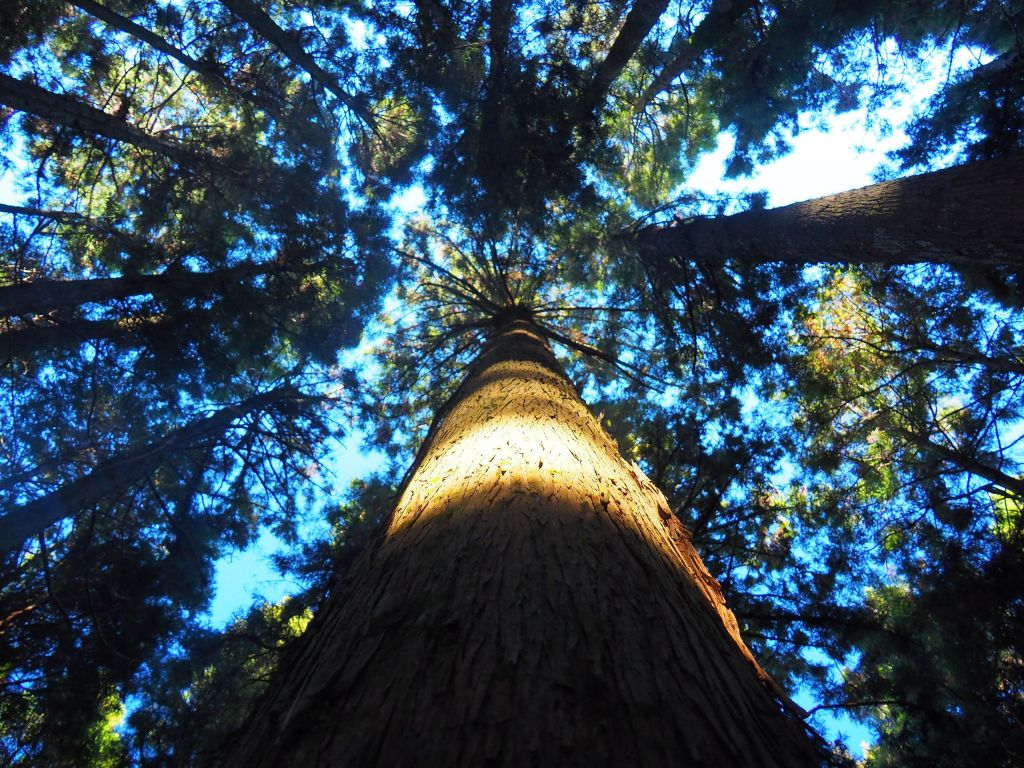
634;153;1024;267
226;320;821;767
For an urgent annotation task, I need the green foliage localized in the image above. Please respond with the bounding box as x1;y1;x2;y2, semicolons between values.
772;263;1024;762
601;85;719;208
124;477;390;765
126;597;313;766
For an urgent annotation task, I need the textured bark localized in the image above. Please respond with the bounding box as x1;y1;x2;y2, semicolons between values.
0;73;199;164
634;153;1024;267
225;321;821;767
0;386;311;554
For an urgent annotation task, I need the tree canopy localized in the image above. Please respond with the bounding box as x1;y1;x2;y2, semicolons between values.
1;0;1022;765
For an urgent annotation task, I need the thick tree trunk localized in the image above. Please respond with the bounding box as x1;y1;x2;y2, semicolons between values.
0;386;312;554
634;154;1024;268
0;260;288;317
225;320;821;767
0;73;199;164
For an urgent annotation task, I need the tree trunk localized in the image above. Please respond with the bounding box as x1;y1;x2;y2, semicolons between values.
0;385;312;554
633;153;1024;268
219;0;375;129
583;0;669;115
0;314;169;360
68;0;289;115
475;0;512;186
0;203;84;221
224;320;821;767
636;0;751;110
0;260;289;317
0;73;199;165
69;0;217;79
898;427;1024;500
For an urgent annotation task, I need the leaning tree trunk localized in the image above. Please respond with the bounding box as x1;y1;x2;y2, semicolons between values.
633;153;1024;268
0;259;299;318
0;73;199;165
583;0;670;114
219;0;374;128
69;0;217;78
0;385;311;554
0;313;169;360
225;320;822;767
636;0;752;109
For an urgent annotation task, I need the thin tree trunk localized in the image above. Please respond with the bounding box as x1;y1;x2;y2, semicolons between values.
413;0;455;34
636;0;749;110
475;0;512;184
225;320;821;767
0;205;190;268
906;338;1024;376
563;0;669;160
0;386;312;554
582;0;670;115
633;153;1024;268
0;203;84;221
69;0;218;78
899;428;1024;499
219;0;375;129
68;0;288;115
0;73;200;165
